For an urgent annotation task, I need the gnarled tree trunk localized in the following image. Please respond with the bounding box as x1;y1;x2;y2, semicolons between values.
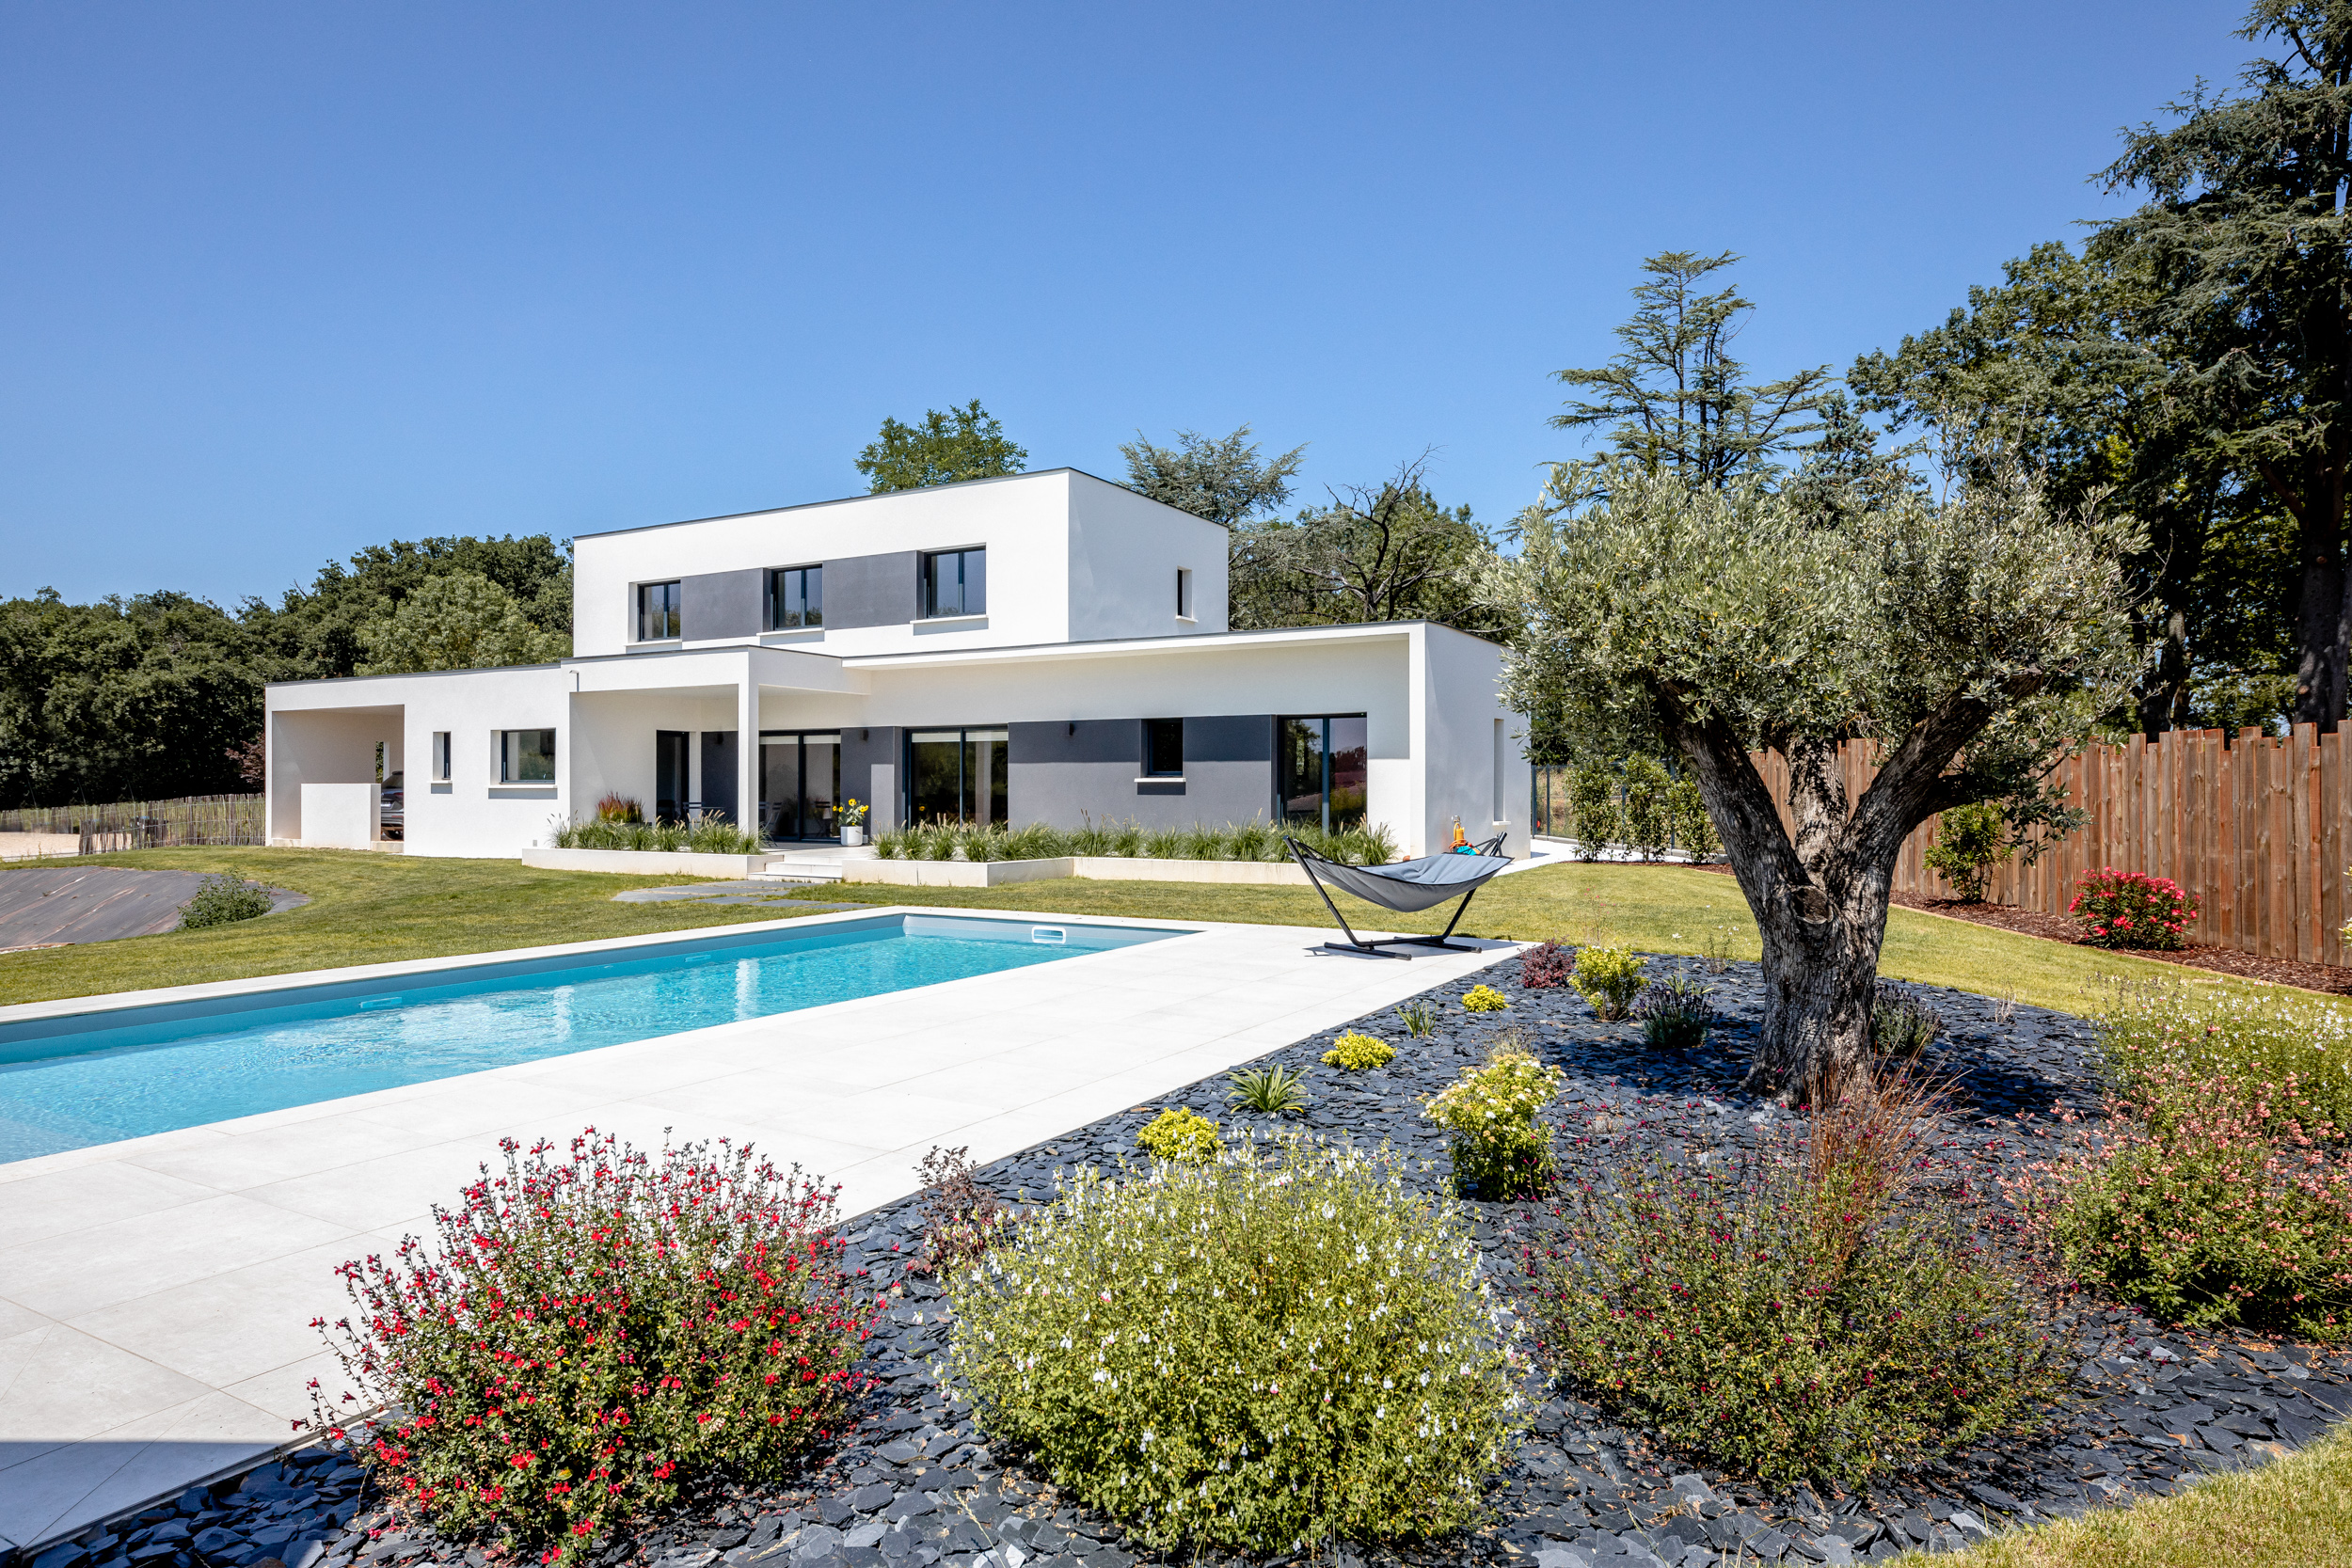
1670;701;1994;1102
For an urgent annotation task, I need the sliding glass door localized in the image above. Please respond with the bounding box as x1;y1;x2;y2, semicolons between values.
1277;715;1368;832
758;732;841;841
907;728;1008;825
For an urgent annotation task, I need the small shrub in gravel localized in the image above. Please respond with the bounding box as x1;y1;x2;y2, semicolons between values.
1396;999;1438;1037
1322;1031;1396;1069
1568;945;1647;1021
177;873;275;929
2069;866;2199;949
1630;976;1713;1050
1136;1105;1221;1161
911;1144;1004;1278
1422;1036;1562;1198
1461;983;1510;1012
313;1130;868;1563
2010;1062;2352;1338
1870;979;1945;1061
1517;941;1574;989
1227;1063;1311;1115
1529;1077;2069;1487
948;1134;1523;1554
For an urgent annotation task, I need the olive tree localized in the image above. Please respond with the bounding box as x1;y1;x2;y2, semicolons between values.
1488;459;2142;1098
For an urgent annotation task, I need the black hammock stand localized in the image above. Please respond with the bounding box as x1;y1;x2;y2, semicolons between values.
1283;833;1510;958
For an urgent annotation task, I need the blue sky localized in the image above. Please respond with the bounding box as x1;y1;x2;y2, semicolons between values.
2;2;2252;608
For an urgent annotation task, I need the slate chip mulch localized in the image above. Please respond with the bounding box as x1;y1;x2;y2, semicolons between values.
30;953;2352;1568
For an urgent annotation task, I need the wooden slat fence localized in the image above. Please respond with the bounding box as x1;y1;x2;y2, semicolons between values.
1752;728;2349;969
0;793;266;850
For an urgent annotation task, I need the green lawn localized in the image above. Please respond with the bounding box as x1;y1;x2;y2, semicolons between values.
792;863;2302;1018
1900;1422;2352;1567
0;849;825;1006
0;851;2318;1021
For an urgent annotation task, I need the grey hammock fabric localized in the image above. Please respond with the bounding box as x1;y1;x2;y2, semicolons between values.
1305;850;1512;913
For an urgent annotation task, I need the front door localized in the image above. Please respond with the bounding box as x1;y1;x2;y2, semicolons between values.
654;730;690;823
759;731;842;840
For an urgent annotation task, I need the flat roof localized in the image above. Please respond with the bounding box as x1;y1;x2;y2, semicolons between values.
570;466;1198;541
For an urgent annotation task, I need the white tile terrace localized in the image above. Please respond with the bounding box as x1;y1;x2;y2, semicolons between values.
0;907;1518;1556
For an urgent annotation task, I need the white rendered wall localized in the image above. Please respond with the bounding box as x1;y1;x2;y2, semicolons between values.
573;471;1077;659
268;706;399;844
1065;474;1230;640
571;469;1230;661
269;667;571;858
1418;625;1528;859
299;784;379;848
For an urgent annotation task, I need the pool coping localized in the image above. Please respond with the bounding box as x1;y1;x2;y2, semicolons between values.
0;903;1195;1031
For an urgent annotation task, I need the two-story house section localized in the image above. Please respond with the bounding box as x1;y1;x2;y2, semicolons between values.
262;468;1529;861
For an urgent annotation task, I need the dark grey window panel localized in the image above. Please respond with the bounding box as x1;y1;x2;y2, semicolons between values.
1184;714;1274;765
822;551;920;629
841;725;903;831
680;571;763;641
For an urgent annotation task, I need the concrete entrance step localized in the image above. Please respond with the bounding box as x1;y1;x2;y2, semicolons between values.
751;844;879;884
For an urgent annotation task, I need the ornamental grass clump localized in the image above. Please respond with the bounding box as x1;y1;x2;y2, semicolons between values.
312;1130;869;1563
1528;1073;2067;1486
1323;1032;1396;1070
947;1135;1523;1554
1569;945;1647;1022
1630;976;1713;1051
1423;1037;1563;1199
2006;1062;2352;1338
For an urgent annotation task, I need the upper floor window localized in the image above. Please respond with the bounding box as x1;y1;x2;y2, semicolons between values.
637;580;682;641
767;564;822;630
1176;567;1195;620
919;547;986;619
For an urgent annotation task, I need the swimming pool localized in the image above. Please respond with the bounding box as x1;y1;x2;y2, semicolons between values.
0;913;1174;1164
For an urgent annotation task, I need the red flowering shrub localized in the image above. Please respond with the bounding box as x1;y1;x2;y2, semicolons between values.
1518;942;1575;989
2068;867;2199;949
2006;1065;2352;1338
312;1130;871;1562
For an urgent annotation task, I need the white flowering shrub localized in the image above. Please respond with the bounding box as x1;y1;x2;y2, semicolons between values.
947;1135;1521;1553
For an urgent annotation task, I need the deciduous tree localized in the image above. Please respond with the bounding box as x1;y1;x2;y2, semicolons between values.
855;400;1026;493
355;570;569;674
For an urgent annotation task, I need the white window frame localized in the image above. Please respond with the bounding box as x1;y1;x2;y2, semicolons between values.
430;731;453;783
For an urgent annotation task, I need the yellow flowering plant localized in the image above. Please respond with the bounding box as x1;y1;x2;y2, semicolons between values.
1322;1032;1397;1070
1422;1039;1563;1198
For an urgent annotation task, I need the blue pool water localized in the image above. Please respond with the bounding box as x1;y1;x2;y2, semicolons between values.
0;914;1171;1164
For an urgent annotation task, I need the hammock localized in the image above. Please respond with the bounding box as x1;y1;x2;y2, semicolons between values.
1285;834;1511;958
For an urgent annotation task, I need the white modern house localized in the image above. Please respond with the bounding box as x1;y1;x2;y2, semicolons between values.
264;469;1529;861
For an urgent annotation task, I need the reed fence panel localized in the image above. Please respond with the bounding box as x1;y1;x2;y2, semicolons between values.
0;793;266;851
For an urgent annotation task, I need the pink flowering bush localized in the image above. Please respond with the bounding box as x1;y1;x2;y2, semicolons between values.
312;1130;872;1562
2007;1066;2352;1339
2068;867;2199;949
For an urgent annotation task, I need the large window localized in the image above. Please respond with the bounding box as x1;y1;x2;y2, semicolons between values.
637;580;682;641
759;730;841;840
766;564;821;629
501;728;556;784
908;727;1007;824
1278;715;1367;832
1142;718;1184;777
919;547;986;618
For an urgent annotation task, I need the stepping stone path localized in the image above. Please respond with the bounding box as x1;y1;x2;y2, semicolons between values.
31;952;2351;1568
